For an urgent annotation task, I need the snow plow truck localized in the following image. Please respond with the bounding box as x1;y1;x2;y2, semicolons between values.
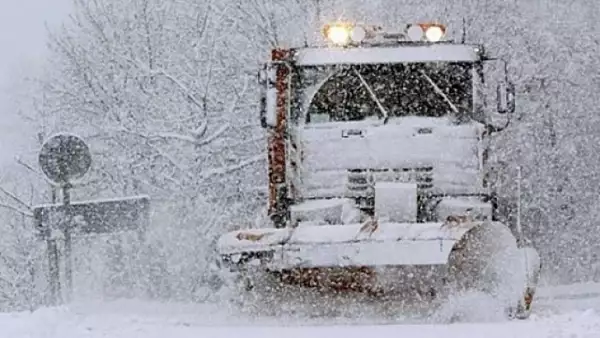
216;22;542;321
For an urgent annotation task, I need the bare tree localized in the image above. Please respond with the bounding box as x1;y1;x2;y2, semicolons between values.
10;0;269;302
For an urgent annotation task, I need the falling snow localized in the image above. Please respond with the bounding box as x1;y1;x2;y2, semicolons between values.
0;0;599;337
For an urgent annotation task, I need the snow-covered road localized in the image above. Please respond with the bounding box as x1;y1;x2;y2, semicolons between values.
3;309;600;338
3;282;600;338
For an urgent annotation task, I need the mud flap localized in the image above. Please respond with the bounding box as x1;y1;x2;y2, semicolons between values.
508;287;536;319
508;246;542;320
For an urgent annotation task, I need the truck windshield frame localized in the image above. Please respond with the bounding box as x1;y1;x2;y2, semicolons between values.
294;61;476;125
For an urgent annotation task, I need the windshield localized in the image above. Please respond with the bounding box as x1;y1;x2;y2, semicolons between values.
300;62;473;124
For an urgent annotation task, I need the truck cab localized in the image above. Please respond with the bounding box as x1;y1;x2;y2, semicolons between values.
258;22;516;230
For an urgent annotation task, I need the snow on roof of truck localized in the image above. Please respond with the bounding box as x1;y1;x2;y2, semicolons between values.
294;43;481;66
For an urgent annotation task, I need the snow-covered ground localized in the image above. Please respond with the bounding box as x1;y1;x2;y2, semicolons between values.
3;282;600;338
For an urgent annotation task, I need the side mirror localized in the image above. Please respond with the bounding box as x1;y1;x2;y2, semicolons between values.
258;67;268;129
496;81;516;114
258;63;278;129
507;82;516;113
257;67;267;86
259;94;268;128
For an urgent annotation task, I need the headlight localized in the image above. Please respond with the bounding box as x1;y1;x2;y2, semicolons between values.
327;25;350;45
322;23;352;46
425;26;444;42
406;24;424;41
322;22;374;46
405;23;446;42
350;25;367;43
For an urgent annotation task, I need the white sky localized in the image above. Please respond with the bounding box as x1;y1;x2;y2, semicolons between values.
0;0;72;165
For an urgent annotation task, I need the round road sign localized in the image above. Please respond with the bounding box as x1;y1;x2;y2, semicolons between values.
39;133;92;185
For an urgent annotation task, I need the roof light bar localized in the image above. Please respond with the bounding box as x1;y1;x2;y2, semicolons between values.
322;22;447;46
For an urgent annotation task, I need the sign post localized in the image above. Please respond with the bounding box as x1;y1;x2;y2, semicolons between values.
36;133;151;306
38;133;91;304
62;185;73;302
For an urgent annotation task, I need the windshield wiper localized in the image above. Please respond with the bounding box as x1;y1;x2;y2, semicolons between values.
352;68;390;124
418;70;460;115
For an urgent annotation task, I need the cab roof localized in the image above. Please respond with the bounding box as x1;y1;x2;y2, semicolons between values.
291;43;484;66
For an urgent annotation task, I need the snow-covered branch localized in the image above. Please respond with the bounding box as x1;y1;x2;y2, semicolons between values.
0;187;32;212
0;203;33;218
199;154;265;181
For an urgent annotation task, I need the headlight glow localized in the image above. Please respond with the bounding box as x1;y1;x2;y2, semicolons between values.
425;26;444;42
325;24;351;45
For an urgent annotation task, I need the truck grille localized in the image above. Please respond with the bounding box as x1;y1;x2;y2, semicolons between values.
345;167;434;199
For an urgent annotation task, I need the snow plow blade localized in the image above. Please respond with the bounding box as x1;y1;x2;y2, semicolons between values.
217;219;541;321
218;220;508;270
